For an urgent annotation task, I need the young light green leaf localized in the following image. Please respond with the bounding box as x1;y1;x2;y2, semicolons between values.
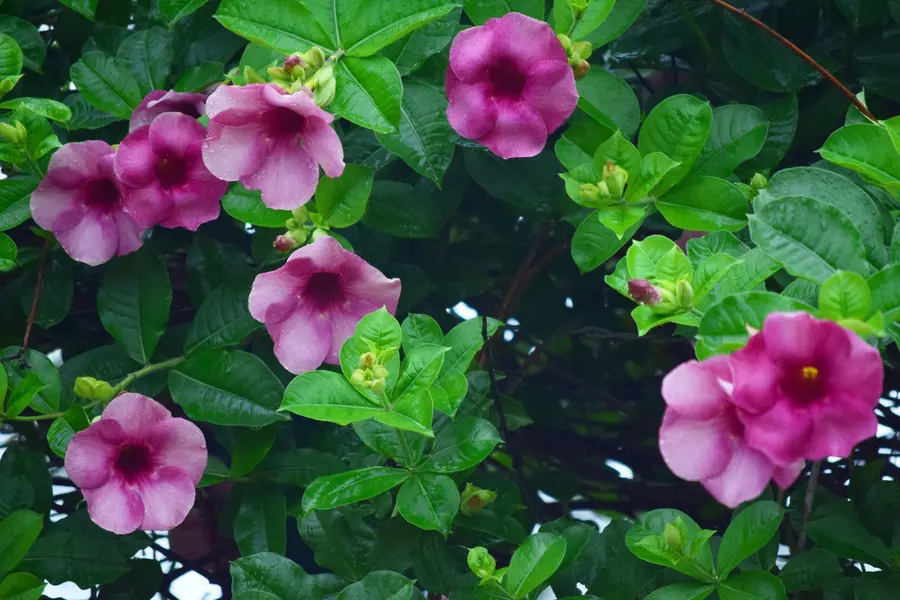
554;0;616;39
504;533;567;599
332;56;402;134
577;69;641;138
315;164;374;228
626;235;680;280
594;130;641;177
0;98;71;123
623;152;680;203
0;572;45;600
656;176;749;232
717;501;784;578
393;343;448;406
397;473;459;533
222;183;292;228
572;209;645;274
46;406;90;459
440;317;502;379
282;370;384;425
302;467;409;512
555;113;615;170
819;271;872;321
645;583;716;600
597;205;647;239
401;313;444;355
819;123;900;191
585;0;647;47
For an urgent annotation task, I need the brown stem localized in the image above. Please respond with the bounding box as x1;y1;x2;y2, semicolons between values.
22;240;51;353
711;0;877;122
797;460;822;551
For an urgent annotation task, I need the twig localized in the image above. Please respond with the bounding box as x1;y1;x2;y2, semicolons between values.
797;460;822;551
711;0;877;121
22;240;51;353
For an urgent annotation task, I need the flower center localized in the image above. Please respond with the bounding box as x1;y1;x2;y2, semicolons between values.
488;57;528;101
303;271;345;310
115;445;153;482
155;156;188;188
83;178;121;213
782;364;826;404
264;107;307;139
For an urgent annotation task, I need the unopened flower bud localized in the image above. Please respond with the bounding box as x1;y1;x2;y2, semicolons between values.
663;522;683;551
467;547;496;580
267;66;291;81
371;364;389;379
284;53;305;72
313;76;336;108
750;172;768;191
359;352;377;369
572;41;593;61
305;47;326;70
74;376;98;400
578;182;611;207
92;381;116;402
675;278;693;310
350;369;367;387
460;483;497;516
243;66;266;84
273;234;299;253
556;34;573;54
602;161;628;197
572;59;591;80
0;121;24;146
628;279;662;306
369;378;386;395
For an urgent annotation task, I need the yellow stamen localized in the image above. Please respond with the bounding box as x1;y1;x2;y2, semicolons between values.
801;366;819;381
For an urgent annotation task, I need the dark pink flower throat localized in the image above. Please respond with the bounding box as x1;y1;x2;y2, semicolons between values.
304;271;345;310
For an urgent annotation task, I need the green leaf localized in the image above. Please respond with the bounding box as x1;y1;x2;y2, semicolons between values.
393;343;448;406
175;61;224;92
364;179;461;238
687;231;750;262
282;370;385;425
397;474;459;533
315;164;374;228
59;0;98;18
0;233;15;271
718;571;786;600
159;0;210;26
561;164;600;207
553;0;616;39
302;467;409;512
434;372;467;417
117;27;173;96
0;18;44;74
376;82;455;184
98;251;171;364
375;387;434;436
504;533;567;599
765;166;888;268
215;0;333;53
0;99;70;123
440;317;502;379
421;416;501;473
819;271;872;321
638;94;713;195
463;0;544;24
332;56;402;134
742;94;798;172
806;517;893;569
231;552;320;600
465;147;565;216
657;176;749;232
623;152;680;203
253;449;345;487
234;487;287;556
555;113;614;170
717;501;784;578
0;178;37;231
338;570;415;600
352;420;426;467
382;9;460;75
819;123;900;190
70;52;143;120
64;94;118;130
340;308;402;397
230;426;276;477
577;69;640;138
401;314;444;355
298;508;374;580
626;509;714;581
338;0;459;57
698;292;814;356
46;406;89;459
0;511;43;577
626;235;680;280
778;549;842;592
0;34;21;82
691;105;768;178
596;205;647;239
692;253;739;303
169;349;289;427
0;573;44;600
571;210;643;273
2;348;59;415
20;257;72;329
645;583;716;600
749;196;869;284
58;345;165;407
586;0;647;47
184;282;260;355
222;183;292;227
869;265;900;340
594;130;641;177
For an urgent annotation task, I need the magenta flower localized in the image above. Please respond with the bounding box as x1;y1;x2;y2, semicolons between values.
202;84;344;210
115;112;227;230
659;356;803;507
445;12;578;159
65;393;207;534
729;312;883;465
249;236;401;374
130;90;207;131
31;142;145;266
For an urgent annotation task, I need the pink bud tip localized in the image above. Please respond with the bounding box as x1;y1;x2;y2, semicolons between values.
284;55;304;70
628;279;662;305
273;234;296;252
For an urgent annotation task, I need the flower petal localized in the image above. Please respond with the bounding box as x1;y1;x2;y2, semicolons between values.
490;12;568;72
804;393;878;460
340;255;402;313
302;118;344;178
149;112;207;159
661;357;734;419
702;443;775;508
827;331;884;405
138;466;197;531
202;121;268;182
122;184;172;229
147;418;207;484
261;84;331;120
83;475;145;534
130;90;206;131
286;235;347;274
205;84;268;126
101;393;171;439
446;79;498;140
773;459;804;489
113;211;145;256
729;333;782;414
161;179;226;231
269;304;332;374
241;141;319;209
55;212;119;266
448;23;496;83
327;297;381;364
478;103;548;159
249;267;301;325
64;421;123;490
30;181;84;233
658;409;734;482
45;141;112;188
740;400;814;466
522;59;578;134
762;312;843;367
115;127;157;187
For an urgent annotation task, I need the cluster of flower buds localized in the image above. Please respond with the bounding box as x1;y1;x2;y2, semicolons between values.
578;161;629;207
350;351;391;395
628;278;693;315
459;483;497;517
73;376;116;402
273;206;335;253
557;34;592;79
267;47;337;108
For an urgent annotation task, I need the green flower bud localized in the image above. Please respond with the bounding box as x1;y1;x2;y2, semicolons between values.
663;522;683;551
675;278;693;310
371;364;389;379
313;76;336;108
572;41;593;60
359;352;377;369
557;34;573;54
350;369;368;387
572;59;590;80
310;228;331;242
267;66;291;81
0;121;24;146
74;376;98;400
467;547;496;580
243;66;266;84
305;47;326;70
460;483;497;517
92;380;116;403
578;182;611;207
750;172;768;190
369;378;386;395
602;161;628;197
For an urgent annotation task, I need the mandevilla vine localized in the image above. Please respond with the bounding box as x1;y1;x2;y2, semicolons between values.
0;0;898;599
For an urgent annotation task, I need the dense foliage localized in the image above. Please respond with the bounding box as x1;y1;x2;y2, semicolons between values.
0;0;899;599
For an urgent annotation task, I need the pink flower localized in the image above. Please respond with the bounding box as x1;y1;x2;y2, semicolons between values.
31;142;145;266
201;84;344;210
130;90;207;131
659;356;803;507
729;312;883;465
64;393;207;534
115;112;227;230
445;12;577;159
249;236;401;374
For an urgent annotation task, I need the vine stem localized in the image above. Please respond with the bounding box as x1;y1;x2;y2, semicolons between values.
797;460;822;551
710;0;877;122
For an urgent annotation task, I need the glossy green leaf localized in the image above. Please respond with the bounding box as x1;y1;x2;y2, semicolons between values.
0;34;21;82
572;210;643;273
742;94;798;172
159;0;210;26
0;572;44;600
46;406;89;459
421;416;501;473
393;343;448;406
0;511;42;577
169;349;289;427
397;474;459;533
0;178;37;232
338;570;415;600
638;95;712;195
819;123;900;190
869;265;900;340
0;233;15;272
0;18;44;74
692;253;739;303
626;509;714;581
401;313;444;355
337;0;459;57
626;235;680;280
504;533;567;599
597;205;647;239
215;0;333;53
117;27;173;95
586;0;647;47
64;94;118;130
70;52;142;120
554;0;616;39
718;501;783;578
234;487;287;556
382;9;460;75
283;370;385;425
2;348;60;415
184;282;260;355
0;98;70;123
749;196;869;283
222;183;292;227
698;292;814;356
364;178;462;238
230;426;276;478
252;449;345;487
231;552;320;600
463;0;544;24
440;317;502;379
778;549;842;593
555;113;614;170
692;105;768;178
302;467;409;512
332;56;402;133
657;176;749;232
577;69;640;138
352;420;426;467
594;130;641;177
98;251;171;365
819;271;871;320
645;583;716;600
623;152;680;203
175;61;224;92
315;164;374;228
718;571;786;600
806;517;893;569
